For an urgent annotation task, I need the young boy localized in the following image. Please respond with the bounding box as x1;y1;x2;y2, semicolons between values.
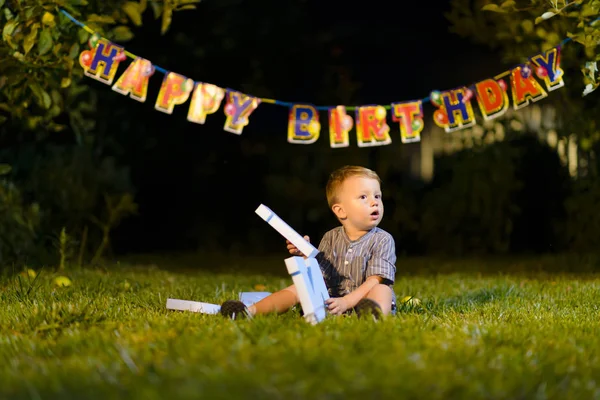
221;165;397;319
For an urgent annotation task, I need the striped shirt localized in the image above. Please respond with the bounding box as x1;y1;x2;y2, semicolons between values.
315;226;397;297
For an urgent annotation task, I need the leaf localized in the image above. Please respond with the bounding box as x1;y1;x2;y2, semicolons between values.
13;51;24;62
111;26;134;41
86;14;116;24
500;0;516;8
175;5;197;11
139;0;148;13
521;20;533;34
2;20;18;41
42;12;56;27
50;123;66;132
25;7;35;20
63;56;74;72
23;24;39;55
585;34;596;47
4;7;14;21
582;4;600;17
49;105;61;117
161;2;173;34
51;89;62;106
78;29;90;44
150;2;162;19
536;27;547;37
540;11;555;21
546;32;561;45
123;2;143;26
0;164;11;175
41;90;52;110
0;0;5;8
68;42;80;59
0;116;7;125
482;4;507;13
61;78;71;88
37;29;53;56
580;138;592;151
29;82;52;109
52;43;62;56
570;33;586;45
582;82;599;96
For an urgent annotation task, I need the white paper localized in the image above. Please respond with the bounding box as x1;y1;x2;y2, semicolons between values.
166;298;221;314
239;291;272;306
255;204;319;258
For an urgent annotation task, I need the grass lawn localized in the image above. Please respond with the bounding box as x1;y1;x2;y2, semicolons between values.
2;253;600;399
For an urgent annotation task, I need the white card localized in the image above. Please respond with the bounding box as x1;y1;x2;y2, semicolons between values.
239;291;272;306
285;256;329;324
255;204;319;258
166;298;221;314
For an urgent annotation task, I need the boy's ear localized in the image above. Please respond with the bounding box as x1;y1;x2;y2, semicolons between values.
331;204;346;220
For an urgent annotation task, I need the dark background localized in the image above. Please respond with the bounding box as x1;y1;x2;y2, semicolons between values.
6;0;589;268
98;0;505;256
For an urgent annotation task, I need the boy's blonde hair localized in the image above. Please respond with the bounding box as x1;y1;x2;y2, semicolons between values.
325;166;381;208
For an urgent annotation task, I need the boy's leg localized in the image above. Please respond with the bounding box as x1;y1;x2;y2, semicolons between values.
248;284;299;316
365;284;394;315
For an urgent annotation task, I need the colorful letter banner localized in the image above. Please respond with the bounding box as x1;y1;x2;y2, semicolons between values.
188;83;225;125
69;8;570;149
328;106;352;148
223;91;261;135
288;104;320;144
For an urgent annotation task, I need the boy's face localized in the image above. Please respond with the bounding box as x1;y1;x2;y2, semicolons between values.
332;175;383;232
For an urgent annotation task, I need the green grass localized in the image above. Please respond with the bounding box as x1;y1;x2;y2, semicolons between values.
2;254;600;399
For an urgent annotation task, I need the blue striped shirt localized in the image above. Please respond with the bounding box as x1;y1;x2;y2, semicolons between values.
315;226;397;297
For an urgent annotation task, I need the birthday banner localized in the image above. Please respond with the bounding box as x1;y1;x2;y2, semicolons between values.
64;9;567;148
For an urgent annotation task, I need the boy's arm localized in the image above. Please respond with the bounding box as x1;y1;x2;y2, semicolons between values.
342;275;383;308
326;276;382;314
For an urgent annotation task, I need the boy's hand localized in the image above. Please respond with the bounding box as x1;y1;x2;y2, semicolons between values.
325;297;350;315
286;235;310;257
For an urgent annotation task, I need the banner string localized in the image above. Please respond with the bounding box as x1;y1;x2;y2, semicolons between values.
59;8;598;111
